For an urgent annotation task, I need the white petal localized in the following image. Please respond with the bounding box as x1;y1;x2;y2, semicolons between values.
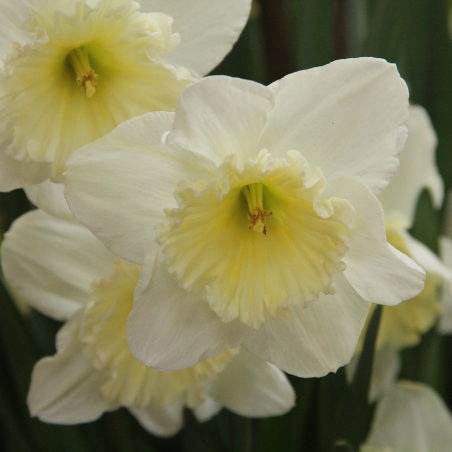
167;76;275;165
210;349;295;417
379;105;443;225
364;381;452;452
259;58;409;194
243;273;371;377
127;248;252;371
142;0;252;76
192;398;222;422
439;236;452;334
404;233;451;280
368;348;401;402
27;316;116;424
0;144;49;191
0;0;33;59
1;210;116;321
129;402;184;437
24;180;73;220
329;177;426;306
65;111;217;265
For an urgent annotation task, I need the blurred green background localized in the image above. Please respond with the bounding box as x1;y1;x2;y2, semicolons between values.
1;0;452;450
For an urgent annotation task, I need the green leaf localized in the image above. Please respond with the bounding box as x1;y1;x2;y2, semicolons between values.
411;190;440;253
260;376;317;452
0;279;105;452
288;0;335;70
210;17;266;84
331;306;382;450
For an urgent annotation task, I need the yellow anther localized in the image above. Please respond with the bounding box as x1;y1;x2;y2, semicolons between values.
67;47;99;97
242;183;272;235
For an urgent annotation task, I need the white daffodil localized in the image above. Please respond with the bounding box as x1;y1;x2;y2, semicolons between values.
376;105;448;351
361;381;452;452
0;0;252;190
64;58;425;378
348;105;450;401
0;209;295;435
439;235;452;333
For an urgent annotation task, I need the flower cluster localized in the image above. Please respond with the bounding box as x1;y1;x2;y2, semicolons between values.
1;0;452;447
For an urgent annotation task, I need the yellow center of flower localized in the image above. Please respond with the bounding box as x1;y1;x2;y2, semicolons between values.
81;260;238;408
158;150;355;328
241;183;272;234
66;47;99;97
1;0;194;180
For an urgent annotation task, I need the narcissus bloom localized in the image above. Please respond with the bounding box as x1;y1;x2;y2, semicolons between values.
0;0;251;189
440;235;452;333
1;210;295;435
361;381;452;452
349;105;450;401
65;59;425;377
366;105;449;351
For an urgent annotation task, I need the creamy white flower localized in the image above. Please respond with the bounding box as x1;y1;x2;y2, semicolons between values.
0;0;252;190
379;105;444;227
377;106;447;348
64;59;425;377
372;213;447;351
361;381;452;452
349;106;449;401
0;209;295;435
439;235;452;333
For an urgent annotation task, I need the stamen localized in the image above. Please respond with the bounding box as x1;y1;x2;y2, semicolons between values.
67;47;99;97
241;183;272;234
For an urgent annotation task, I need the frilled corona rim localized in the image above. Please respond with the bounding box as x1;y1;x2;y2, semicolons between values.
158;150;355;328
0;0;193;180
81;259;238;409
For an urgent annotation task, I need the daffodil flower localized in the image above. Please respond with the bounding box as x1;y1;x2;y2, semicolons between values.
64;59;426;377
348;105;451;401
439;235;452;333
1;210;295;435
361;381;452;452
377;105;448;351
0;0;252;190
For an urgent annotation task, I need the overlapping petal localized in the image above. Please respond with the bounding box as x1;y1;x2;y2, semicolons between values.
25;179;73;219
439;236;452;334
0;138;49;191
129;402;184;437
259;58;409;194
363;381;452;452
128;248;252;370
192;398;222;422
65;111;218;265
327;178;425;305
143;0;252;76
378;105;443;226
0;0;32;59
243;274;370;377
404;232;451;280
1;210;116;320
28;315;118;423
210;348;295;417
167;76;275;164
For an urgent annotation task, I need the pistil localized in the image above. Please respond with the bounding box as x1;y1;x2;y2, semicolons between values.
67;47;99;97
241;183;272;235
